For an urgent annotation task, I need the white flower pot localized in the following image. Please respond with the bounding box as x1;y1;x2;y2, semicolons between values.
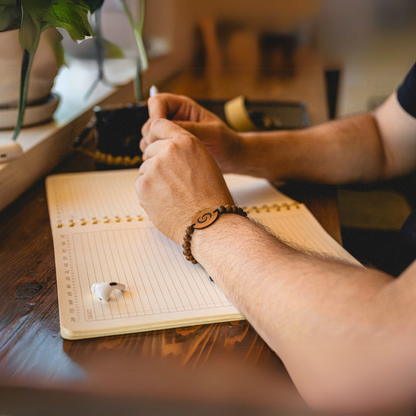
0;28;62;128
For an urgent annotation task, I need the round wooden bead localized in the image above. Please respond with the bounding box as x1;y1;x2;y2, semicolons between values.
185;226;194;235
218;205;226;214
231;205;237;213
183;249;191;256
183;234;192;242
182;242;191;249
225;205;231;213
191;259;198;264
186;255;194;261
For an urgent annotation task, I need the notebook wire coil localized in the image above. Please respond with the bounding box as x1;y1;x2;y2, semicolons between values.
56;215;149;228
244;202;300;214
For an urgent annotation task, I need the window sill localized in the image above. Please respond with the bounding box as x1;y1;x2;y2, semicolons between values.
0;58;137;212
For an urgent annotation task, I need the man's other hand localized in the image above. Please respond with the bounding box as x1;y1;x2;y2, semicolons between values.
141;94;244;174
136;118;234;245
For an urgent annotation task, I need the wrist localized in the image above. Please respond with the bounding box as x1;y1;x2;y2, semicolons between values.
230;132;251;175
183;205;248;265
191;213;249;264
235;131;292;180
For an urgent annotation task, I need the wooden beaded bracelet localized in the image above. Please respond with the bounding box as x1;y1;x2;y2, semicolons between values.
182;205;248;264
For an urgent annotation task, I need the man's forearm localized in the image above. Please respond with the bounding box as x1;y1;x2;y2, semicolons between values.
236;113;387;184
191;215;416;409
192;215;392;348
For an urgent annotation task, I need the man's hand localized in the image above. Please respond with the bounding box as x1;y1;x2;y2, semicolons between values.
141;94;244;174
136;118;234;245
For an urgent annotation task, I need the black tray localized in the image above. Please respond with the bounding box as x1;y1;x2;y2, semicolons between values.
197;99;309;130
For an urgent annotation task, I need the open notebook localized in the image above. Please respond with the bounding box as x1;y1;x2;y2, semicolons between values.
46;170;358;340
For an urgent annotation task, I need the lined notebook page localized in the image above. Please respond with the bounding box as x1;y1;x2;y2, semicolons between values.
225;174;294;207
47;169;146;224
46;171;358;339
249;206;358;264
51;219;242;339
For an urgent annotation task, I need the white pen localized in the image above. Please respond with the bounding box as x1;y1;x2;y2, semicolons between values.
149;85;159;97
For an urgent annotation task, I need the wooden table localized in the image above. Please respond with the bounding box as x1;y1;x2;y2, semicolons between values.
0;53;340;414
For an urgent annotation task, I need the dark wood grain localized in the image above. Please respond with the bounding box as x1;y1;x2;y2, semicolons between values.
0;52;337;412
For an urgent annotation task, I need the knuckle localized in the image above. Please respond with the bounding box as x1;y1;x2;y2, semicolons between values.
152;156;163;169
164;140;178;155
150;117;164;130
141;120;151;135
136;174;150;194
180;94;196;105
182;134;199;150
176;132;193;144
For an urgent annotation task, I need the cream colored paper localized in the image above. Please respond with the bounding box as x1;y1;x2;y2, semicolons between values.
46;170;357;340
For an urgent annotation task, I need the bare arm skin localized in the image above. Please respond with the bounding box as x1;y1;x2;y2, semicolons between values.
192;215;416;413
141;92;416;184
137;118;416;413
238;92;416;183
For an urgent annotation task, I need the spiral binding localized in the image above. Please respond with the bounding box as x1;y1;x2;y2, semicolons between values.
56;203;300;228
244;202;300;213
56;215;146;228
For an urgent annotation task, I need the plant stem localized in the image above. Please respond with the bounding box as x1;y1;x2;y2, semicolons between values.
12;45;36;141
120;0;148;102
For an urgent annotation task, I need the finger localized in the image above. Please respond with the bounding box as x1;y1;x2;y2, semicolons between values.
140;132;149;153
141;117;153;139
142;139;169;161
174;120;212;141
147;93;186;119
142;94;190;145
137;158;150;176
149;118;193;141
140;118;171;153
148;94;207;122
141;118;192;153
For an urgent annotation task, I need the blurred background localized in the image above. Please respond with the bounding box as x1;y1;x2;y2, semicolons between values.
63;0;416;119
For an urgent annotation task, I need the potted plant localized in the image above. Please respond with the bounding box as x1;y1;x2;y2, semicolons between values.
0;0;149;168
0;0;104;140
0;27;63;130
73;0;150;168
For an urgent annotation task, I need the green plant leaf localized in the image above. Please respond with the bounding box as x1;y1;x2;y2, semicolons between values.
83;0;104;13
12;9;40;140
104;39;123;59
50;2;93;40
19;0;93;41
13;0;98;140
0;5;21;31
47;28;67;68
